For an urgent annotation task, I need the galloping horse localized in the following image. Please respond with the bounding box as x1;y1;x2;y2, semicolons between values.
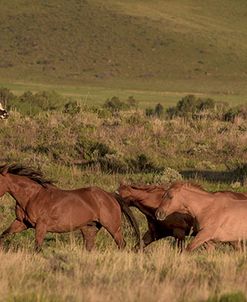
0;164;140;251
0;102;8;119
117;184;195;250
156;182;247;252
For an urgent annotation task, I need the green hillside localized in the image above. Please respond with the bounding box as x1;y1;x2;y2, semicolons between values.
1;0;247;99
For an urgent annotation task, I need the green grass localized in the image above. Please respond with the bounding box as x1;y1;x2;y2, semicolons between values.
0;0;247;105
0;80;246;108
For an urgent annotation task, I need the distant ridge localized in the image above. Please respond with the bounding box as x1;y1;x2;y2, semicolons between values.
0;0;247;93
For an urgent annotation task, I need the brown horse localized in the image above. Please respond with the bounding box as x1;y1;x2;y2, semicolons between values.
117;184;195;250
0;164;140;251
156;182;247;252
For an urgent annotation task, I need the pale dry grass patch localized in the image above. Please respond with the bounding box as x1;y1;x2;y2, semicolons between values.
0;242;247;301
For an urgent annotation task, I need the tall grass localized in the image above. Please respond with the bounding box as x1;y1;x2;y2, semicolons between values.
1;242;247;302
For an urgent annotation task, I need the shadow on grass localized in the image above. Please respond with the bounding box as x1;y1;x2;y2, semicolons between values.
181;170;245;185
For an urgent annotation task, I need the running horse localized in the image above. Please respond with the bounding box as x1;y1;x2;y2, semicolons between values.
0;164;140;251
117;184;195;250
156;182;247;252
0;102;8;119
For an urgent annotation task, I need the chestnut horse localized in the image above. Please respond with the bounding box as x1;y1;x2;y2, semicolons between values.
156;182;247;252
117;184;195;250
0;164;140;251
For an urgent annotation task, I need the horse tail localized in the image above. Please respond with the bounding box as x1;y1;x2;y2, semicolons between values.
113;192;142;249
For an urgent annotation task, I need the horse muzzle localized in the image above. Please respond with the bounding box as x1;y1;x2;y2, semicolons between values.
155;208;167;221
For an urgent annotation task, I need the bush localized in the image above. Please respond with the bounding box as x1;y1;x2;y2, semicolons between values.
145;107;154;117
0;87;16;107
76;137;115;165
154;103;164;117
166;95;217;119
98;154;129;173
128;153;158;172
159;167;183;184
126;96;139;109
145;103;164;118
103;96;129;112
7;90;66;115
224;105;247;122
63;101;81;115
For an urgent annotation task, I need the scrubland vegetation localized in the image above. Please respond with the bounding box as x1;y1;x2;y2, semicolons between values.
1;88;246;187
1;1;247;300
0;87;247;301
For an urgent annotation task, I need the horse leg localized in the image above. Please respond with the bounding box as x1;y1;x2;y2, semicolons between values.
34;221;47;252
186;230;213;252
132;230;155;252
173;228;186;252
0;219;27;247
81;223;101;251
102;222;126;249
142;230;155;248
99;207;126;249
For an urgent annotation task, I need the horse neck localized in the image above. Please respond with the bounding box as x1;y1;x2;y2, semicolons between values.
132;189;164;216
181;188;214;220
6;174;44;208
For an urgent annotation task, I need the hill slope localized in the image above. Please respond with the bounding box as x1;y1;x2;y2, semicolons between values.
1;0;247;94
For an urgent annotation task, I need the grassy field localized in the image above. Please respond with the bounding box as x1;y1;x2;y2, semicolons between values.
1;0;247;105
0;80;246;109
1;1;247;301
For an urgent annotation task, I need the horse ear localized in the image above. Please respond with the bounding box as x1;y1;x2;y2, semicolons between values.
1;165;8;176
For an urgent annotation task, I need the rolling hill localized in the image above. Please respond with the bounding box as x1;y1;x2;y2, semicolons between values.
1;0;247;98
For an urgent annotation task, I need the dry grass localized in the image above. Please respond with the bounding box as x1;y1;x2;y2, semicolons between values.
1;241;247;302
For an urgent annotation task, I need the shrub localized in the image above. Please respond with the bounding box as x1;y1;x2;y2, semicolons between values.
128;153;158;172
0;87;16;107
145;103;164;118
159;167;183;184
154;103;164;118
103;96;128;112
166;95;217;119
7;90;66;115
63;101;81;115
98;154;129;173
126;96;139;109
145;107;154;117
76;137;115;165
224;105;247;122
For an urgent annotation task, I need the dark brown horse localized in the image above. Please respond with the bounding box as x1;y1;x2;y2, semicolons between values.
117;184;195;250
0;164;140;251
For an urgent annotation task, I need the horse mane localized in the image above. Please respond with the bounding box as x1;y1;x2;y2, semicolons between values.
0;164;54;187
